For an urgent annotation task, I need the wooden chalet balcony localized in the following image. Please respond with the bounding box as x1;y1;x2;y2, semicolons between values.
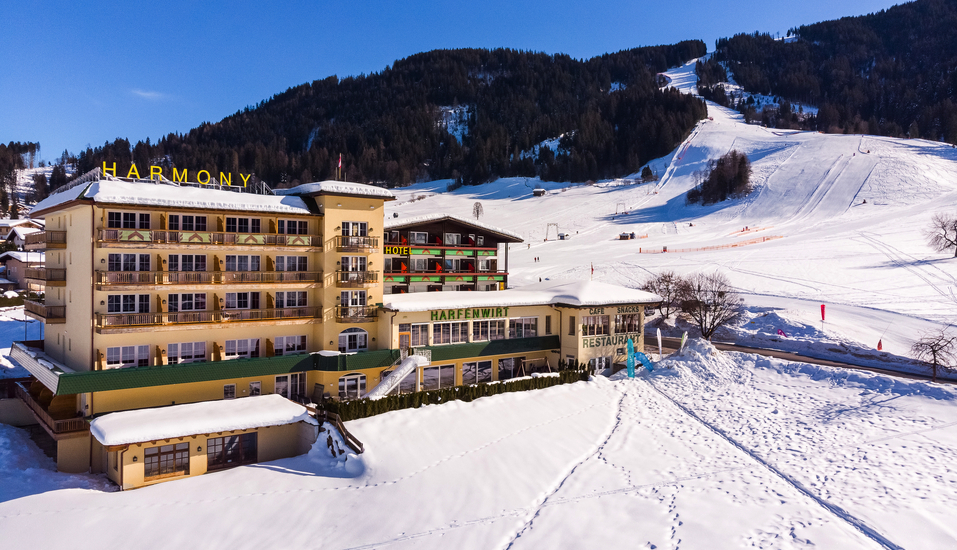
95;270;323;287
335;235;379;252
24;267;67;287
15;382;88;435
23;300;66;324
95;307;320;332
24;230;67;251
96;229;322;248
335;305;378;323
335;270;379;288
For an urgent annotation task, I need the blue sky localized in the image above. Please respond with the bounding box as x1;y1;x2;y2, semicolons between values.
2;0;901;162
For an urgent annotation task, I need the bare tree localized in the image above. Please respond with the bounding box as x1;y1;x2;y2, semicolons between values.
911;328;957;382
641;271;686;322
681;271;740;340
925;213;957;257
472;202;484;220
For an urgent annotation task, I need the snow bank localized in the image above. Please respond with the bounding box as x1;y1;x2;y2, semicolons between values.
84;179;312;215
90;394;316;446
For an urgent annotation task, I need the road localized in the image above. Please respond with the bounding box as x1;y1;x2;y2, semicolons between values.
646;334;956;385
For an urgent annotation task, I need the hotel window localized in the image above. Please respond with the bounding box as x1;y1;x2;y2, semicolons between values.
168;293;207;312
275;291;307;308
433;322;468;344
168;214;207;231
338;328;368;352
107;212;149;229
225;255;260;271
509;317;538;339
278;220;308;234
410;231;428;244
225;217;261;233
443;258;463;272
410;323;429;347
341;256;367;271
106;345;149;368
444;233;461;245
275;335;307;356
545;316;552;335
249;381;261;396
167;342;206;364
168;254;207;272
614;313;641;334
275;373;305;400
498;356;526;381
276;256;308;271
478;259;491;271
338;373;366;399
477;236;485;246
472;319;506;341
225;292;260;309
225;339;260;359
462;360;493;385
340;290;367;307
411;258;428;272
582;315;610;336
569;315;576;335
108;253;150;271
224;384;236;399
341;221;367;237
107;294;150;314
420;364;455;391
144;442;189;479
207;433;257;471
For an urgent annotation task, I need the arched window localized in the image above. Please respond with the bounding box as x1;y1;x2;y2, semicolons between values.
338;327;368;352
338;373;366;399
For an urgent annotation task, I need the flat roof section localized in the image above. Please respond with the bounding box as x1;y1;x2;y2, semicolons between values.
275;180;396;200
90;394;317;446
382;280;661;312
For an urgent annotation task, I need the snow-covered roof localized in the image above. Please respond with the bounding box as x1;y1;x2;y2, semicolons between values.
0;251;45;263
385;213;524;241
0;219;40;228
31;179;313;217
8;226;41;240
382;280;661;312
90;394;317;446
275;180;396;200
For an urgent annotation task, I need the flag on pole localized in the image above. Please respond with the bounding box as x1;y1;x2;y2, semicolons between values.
591;263;594;275
777;329;788;338
656;328;663;361
338;154;342;169
820;304;826;321
878;339;883;351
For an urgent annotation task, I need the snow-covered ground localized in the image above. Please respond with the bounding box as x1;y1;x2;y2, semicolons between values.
2;60;957;548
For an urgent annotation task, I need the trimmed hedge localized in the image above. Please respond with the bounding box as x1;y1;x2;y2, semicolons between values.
321;369;590;422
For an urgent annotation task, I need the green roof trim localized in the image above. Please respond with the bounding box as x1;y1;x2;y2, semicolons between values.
56;354;312;395
314;349;399;372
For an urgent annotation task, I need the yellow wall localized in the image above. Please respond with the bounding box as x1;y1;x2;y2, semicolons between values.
56;433;92;474
109;421;317;490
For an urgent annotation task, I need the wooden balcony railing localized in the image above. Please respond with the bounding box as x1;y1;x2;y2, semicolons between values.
95;270;323;286
24;267;67;286
15;382;88;434
24;230;67;250
335;235;379;252
95;307;320;329
335;305;378;323
97;229;322;247
335;270;379;287
23;300;66;323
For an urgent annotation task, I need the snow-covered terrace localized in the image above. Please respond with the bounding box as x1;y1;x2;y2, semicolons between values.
382;279;661;312
90;394;317;446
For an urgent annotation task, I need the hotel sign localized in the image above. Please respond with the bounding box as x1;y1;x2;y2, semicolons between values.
583;333;640;349
384;245;411;255
430;307;510;321
103;162;253;186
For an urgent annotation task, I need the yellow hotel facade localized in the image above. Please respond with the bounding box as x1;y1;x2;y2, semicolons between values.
10;171;659;489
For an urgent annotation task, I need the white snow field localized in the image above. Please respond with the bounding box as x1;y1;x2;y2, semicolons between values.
2;59;957;549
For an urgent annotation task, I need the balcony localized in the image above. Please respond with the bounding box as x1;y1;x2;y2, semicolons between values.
96;229;322;249
335;270;379;288
23;300;66;324
335;305;378;323
24;230;67;251
24;267;67;287
336;235;379;252
15;382;88;435
95;307;321;332
94;270;323;288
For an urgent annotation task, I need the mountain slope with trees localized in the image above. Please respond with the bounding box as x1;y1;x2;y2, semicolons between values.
73;43;707;188
712;0;957;142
